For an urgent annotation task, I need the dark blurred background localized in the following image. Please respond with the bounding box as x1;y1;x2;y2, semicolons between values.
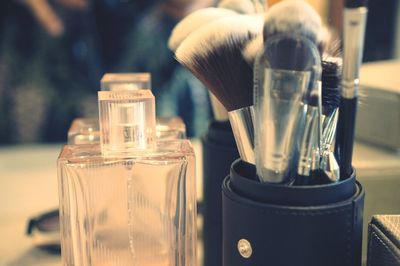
0;0;398;143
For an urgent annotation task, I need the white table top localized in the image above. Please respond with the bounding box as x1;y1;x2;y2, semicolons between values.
0;141;399;265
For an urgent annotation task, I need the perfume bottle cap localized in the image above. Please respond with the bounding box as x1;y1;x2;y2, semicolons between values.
98;89;156;156
101;73;151;91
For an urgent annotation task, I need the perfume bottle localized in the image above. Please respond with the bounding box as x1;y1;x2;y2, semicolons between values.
67;73;186;144
101;73;152;91
68;117;186;144
58;89;197;265
68;118;100;144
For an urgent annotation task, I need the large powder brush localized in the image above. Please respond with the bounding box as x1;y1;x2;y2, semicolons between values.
254;0;323;183
168;7;238;52
176;15;263;163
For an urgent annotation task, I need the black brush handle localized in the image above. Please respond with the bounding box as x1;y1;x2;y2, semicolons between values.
345;0;368;8
337;97;358;180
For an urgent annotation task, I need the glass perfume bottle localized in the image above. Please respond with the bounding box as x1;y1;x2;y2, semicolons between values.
101;73;152;91
68;117;186;144
67;73;186;144
58;89;197;265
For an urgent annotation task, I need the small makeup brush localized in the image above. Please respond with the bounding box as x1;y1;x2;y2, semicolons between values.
210;93;229;121
168;7;237;52
337;0;368;180
176;15;263;164
317;58;342;184
296;90;321;185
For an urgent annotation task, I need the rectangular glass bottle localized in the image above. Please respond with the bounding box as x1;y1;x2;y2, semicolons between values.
67;72;186;145
58;90;197;266
68;117;186;144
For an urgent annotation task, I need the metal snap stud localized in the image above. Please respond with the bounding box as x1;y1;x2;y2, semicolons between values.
237;238;252;258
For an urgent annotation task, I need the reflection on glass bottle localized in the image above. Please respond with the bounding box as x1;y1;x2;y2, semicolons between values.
58;90;196;265
68;73;186;145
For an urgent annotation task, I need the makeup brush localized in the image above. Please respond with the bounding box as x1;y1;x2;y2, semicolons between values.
176;15;263;164
263;0;322;44
168;7;238;121
319;109;340;183
253;0;323;183
242;34;263;66
337;0;368;180
168;7;238;52
322;58;342;117
296;89;321;185
315;58;342;184
218;0;257;14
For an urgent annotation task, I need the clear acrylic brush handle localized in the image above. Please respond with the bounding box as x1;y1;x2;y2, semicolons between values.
254;34;322;183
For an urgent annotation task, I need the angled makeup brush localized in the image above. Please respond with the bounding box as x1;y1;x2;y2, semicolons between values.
337;0;368;180
168;7;238;52
176;15;263;164
168;7;238;121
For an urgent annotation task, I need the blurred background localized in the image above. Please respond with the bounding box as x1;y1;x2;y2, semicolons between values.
0;1;399;265
0;0;398;143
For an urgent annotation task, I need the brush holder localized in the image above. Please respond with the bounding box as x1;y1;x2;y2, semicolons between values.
202;120;239;266
222;159;365;266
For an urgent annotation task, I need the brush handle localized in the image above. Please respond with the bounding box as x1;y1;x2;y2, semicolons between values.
342;6;367;99
228;106;255;165
337;97;357;179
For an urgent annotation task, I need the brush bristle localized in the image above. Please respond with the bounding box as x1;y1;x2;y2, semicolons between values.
322;57;342;115
242;34;263;65
218;0;256;14
263;0;322;43
176;15;262;111
168;8;238;52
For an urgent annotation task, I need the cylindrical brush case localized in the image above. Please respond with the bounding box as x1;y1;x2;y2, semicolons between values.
222;159;365;266
202;120;239;266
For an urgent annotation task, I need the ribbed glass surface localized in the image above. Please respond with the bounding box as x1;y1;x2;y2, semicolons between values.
58;140;196;266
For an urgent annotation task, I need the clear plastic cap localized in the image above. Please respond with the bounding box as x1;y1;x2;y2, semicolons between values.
98;90;156;157
101;73;151;91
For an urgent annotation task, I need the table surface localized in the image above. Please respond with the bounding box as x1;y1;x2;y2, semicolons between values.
0;141;399;265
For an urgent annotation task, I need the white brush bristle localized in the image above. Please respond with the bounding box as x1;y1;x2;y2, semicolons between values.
168;7;237;52
175;15;263;110
218;0;256;14
176;15;263;61
263;0;322;42
242;34;263;65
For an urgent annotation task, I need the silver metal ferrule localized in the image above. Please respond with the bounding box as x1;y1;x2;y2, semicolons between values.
320;108;340;182
342;7;368;99
297;106;319;176
228;106;255;164
322;108;339;151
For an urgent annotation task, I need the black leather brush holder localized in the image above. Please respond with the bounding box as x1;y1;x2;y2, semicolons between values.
202;120;239;266
222;159;365;266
